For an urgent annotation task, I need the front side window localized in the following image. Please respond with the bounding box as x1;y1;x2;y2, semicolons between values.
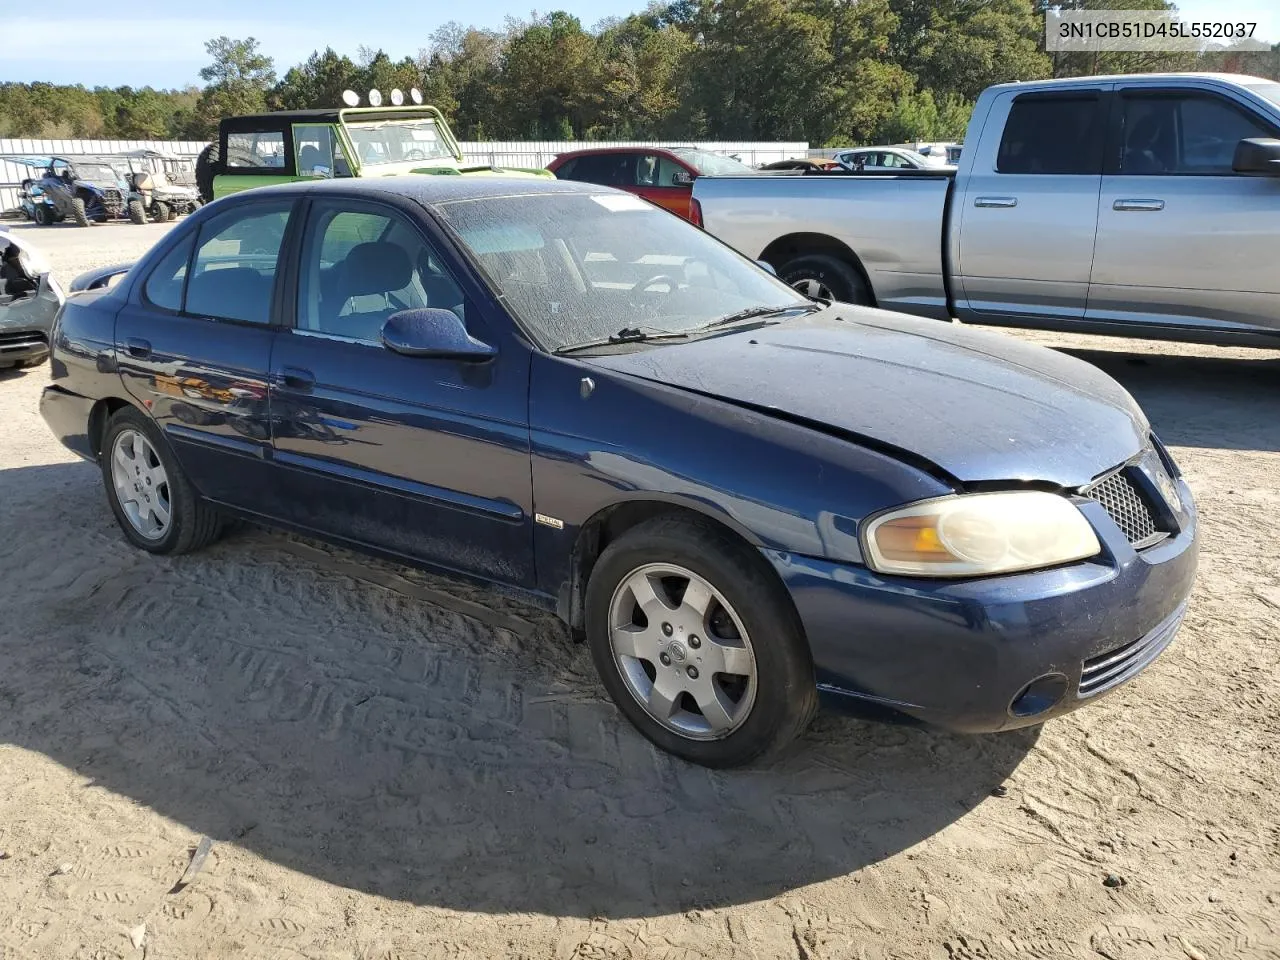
436;191;808;351
184;203;292;324
997;95;1104;175
1118;93;1276;175
297;201;464;342
294;124;350;178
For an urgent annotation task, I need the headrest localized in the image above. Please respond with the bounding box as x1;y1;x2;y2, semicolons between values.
340;242;412;298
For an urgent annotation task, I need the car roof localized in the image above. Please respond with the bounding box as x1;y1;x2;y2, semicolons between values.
220;174;620;207
553;146;685;160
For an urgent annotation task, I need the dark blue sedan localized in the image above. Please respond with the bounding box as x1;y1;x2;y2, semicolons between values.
40;176;1198;767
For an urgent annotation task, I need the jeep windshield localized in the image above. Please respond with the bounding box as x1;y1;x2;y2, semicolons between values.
344;118;455;167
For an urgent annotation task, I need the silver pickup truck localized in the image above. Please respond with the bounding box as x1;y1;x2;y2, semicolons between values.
694;73;1280;347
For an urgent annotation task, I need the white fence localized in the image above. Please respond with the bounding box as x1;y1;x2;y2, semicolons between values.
0;137;808;213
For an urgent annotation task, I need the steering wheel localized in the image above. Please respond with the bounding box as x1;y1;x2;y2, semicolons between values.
403;149;427;162
636;274;679;293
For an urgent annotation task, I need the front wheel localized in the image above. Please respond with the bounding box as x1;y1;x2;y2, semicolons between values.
100;407;225;555
127;199;147;225
778;253;870;305
70;197;90;227
151;201;170;223
584;515;817;767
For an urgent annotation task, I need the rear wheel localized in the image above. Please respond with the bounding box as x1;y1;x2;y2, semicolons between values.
584;515;817;767
151;201;170;223
32;205;51;226
778;253;870;305
195;143;220;204
70;197;90;227
100;407;225;555
127;199;147;225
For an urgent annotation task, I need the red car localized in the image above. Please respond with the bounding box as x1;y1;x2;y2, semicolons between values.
547;147;754;222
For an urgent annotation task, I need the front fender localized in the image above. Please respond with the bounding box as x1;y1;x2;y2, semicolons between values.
69;263;136;293
529;353;951;596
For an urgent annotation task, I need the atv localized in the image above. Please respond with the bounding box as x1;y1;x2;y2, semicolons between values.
17;177;60;225
196;92;552;203
117;150;202;222
6;156;146;226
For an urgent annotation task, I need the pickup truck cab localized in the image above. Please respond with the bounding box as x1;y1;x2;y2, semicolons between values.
693;73;1280;347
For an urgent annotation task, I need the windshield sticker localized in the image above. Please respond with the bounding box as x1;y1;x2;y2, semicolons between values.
590;194;651;212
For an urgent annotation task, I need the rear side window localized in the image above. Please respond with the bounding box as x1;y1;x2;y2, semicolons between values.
184;204;292;324
555;153;632;187
226;130;286;169
997;95;1104;175
553;157;578;178
143;235;194;311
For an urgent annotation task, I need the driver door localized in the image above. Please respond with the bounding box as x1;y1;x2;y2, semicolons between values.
1088;86;1280;332
266;196;536;584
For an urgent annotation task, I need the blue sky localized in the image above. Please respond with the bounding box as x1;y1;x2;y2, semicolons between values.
1;0;1277;88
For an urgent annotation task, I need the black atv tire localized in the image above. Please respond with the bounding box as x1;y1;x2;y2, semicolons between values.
195;143;220;205
127;200;147;225
32;205;51;226
70;197;91;228
151;201;170;224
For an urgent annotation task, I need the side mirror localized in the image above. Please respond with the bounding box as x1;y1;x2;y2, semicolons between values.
381;308;496;362
756;259;778;276
1232;138;1280;175
672;170;694;186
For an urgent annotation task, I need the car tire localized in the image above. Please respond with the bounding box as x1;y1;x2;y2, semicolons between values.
100;407;224;556
151;201;170;223
70;197;90;227
778;253;870;305
127;200;147;225
584;514;817;768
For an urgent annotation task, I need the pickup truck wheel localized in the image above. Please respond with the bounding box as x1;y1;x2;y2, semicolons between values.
100;407;225;555
779;254;870;305
585;515;818;768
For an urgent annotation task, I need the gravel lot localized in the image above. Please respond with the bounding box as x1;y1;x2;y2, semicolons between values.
2;219;1278;959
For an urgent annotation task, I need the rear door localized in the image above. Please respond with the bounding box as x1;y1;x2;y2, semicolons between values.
114;199;295;506
955;87;1109;322
1088;85;1280;333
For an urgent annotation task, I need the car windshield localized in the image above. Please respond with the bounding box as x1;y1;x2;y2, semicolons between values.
344;118;455;166
73;162;120;181
1246;82;1280;110
436;191;810;352
670;149;754;176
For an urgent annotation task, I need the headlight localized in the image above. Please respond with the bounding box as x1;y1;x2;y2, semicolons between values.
862;490;1101;578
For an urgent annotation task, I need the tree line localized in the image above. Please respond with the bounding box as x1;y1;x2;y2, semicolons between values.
1;0;1276;148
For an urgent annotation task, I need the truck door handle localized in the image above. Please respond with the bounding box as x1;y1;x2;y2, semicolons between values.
279;367;315;391
125;338;151;359
1113;198;1165;212
974;196;1017;208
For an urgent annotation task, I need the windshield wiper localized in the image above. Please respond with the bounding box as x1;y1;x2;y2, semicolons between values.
697;302;820;330
553;326;695;355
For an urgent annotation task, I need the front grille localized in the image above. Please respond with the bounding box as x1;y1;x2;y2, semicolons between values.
1079;601;1186;698
0;330;47;353
1086;469;1160;546
102;189;125;215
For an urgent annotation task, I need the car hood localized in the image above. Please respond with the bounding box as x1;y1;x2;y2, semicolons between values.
580;306;1149;488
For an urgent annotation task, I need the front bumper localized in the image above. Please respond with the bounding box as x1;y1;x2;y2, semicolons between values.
769;477;1198;733
0;276;61;367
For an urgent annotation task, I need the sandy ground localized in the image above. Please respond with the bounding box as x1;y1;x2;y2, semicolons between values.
1;219;1278;960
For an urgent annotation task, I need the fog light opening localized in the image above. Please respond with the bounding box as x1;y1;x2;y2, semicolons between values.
1009;673;1069;718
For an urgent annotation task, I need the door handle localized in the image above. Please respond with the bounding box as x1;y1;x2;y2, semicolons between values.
125;337;151;359
974;196;1018;208
1113;198;1165;212
279;367;315;391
